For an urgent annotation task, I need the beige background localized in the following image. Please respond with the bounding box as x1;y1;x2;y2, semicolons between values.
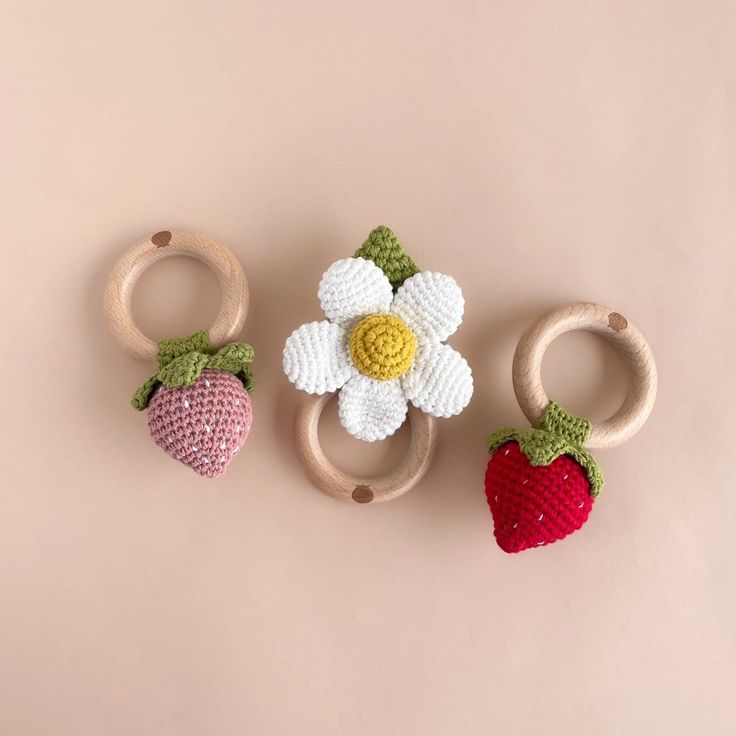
1;1;735;734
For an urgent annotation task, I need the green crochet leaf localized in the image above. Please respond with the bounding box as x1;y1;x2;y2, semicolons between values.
355;225;419;291
131;375;160;411
156;330;215;369
131;331;255;410
207;343;254;372
206;343;255;393
158;351;209;388
486;402;604;498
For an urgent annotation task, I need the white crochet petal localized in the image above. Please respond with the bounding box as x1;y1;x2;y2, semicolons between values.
391;271;464;343
318;257;393;325
338;375;408;442
283;321;355;394
401;342;473;418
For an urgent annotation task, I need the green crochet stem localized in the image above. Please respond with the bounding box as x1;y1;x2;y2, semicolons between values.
486;401;604;498
355;225;419;291
131;330;255;411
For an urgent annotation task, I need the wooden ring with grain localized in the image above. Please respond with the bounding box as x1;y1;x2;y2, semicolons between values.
103;230;248;360
295;393;438;503
512;302;657;449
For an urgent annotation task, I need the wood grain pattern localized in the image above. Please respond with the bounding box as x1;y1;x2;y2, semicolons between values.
512;302;657;449
103;230;249;360
295;393;438;503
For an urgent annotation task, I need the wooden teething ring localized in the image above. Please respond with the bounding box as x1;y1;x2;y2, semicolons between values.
512;302;657;449
295;394;438;503
103;230;248;360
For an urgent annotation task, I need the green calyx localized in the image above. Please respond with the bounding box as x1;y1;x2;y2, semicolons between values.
355;225;420;291
131;330;254;411
486;401;604;498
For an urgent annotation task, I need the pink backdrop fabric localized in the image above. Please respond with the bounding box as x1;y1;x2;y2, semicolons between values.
1;2;734;734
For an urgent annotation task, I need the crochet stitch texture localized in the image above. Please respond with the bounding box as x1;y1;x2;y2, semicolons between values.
132;331;255;477
354;225;419;291
349;313;416;381
283;226;474;441
484;402;603;552
148;369;252;478
486;401;603;496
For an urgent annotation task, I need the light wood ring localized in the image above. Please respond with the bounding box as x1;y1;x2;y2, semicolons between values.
103;230;248;360
512;302;657;450
295;393;439;503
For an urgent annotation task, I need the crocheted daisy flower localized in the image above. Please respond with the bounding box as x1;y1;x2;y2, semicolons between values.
283;252;473;441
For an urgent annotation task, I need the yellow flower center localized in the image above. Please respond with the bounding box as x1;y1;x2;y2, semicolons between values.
349;313;416;381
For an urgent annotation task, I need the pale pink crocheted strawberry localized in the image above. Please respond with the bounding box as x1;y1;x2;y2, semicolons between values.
132;331;254;478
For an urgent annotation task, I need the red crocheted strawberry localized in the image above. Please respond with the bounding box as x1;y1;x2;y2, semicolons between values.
131;331;255;478
485;402;603;553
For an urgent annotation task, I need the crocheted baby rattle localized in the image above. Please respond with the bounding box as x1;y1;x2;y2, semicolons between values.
485;303;657;552
283;226;474;503
103;230;255;478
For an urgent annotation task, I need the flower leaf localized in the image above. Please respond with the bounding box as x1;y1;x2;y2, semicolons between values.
355;225;419;291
